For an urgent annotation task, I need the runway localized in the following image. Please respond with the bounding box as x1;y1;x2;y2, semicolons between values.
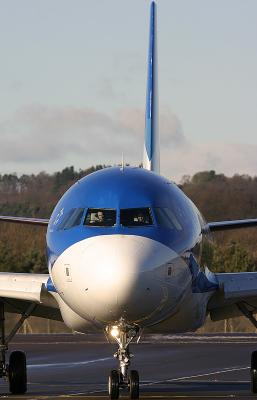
1;333;257;399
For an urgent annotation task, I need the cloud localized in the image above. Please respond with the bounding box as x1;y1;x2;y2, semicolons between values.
0;104;132;165
93;78;120;101
0;104;184;174
162;142;257;182
1;104;257;182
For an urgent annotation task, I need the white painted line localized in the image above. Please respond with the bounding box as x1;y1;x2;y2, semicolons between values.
27;357;112;369
149;335;257;340
71;391;106;396
11;341;106;345
141;341;257;344
141;365;250;387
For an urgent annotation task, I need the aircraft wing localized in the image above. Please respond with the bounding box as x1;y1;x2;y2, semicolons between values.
205;218;257;322
207;269;257;322
206;218;257;232
0;218;60;319
0;273;62;321
0;216;49;226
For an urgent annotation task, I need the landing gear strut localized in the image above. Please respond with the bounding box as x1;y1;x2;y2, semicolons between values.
237;302;257;393
0;301;36;394
106;318;140;399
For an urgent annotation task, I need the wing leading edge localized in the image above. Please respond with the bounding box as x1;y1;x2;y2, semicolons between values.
206;218;257;232
0;216;48;226
207;269;257;323
0;273;62;321
205;218;257;323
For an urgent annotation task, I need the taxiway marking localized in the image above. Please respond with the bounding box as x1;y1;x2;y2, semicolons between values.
141;365;250;387
28;357;112;369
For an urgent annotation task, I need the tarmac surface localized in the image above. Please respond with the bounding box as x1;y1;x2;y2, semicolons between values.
0;333;257;399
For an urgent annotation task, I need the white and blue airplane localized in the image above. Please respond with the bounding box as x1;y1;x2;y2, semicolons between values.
1;2;257;399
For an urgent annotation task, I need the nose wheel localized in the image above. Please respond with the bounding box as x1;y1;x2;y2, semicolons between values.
108;369;139;400
128;370;139;399
106;318;140;399
108;370;120;399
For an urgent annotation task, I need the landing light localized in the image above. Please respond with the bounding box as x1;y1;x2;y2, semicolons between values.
110;326;120;338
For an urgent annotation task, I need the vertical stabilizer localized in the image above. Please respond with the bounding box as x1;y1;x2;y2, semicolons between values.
143;1;160;173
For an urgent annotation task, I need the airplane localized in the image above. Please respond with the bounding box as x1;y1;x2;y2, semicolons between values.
1;2;257;399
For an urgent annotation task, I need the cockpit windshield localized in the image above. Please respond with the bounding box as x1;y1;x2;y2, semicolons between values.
84;208;116;227
154;207;182;231
57;208;84;230
120;208;153;227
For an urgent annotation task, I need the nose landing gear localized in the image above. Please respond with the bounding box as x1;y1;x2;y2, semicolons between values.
106;318;140;399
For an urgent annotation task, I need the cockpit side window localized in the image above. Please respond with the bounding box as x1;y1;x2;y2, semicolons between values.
84;208;116;227
120;208;153;227
154;207;182;231
57;208;84;230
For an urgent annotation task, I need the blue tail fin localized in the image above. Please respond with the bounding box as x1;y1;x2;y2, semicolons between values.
143;1;160;174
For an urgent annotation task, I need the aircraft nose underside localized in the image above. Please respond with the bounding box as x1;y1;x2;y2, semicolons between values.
51;234;185;325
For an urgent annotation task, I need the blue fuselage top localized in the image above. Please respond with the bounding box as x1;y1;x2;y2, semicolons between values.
46;167;204;268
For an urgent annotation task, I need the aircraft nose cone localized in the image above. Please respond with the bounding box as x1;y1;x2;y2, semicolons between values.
53;235;177;323
80;235;177;321
82;235;143;304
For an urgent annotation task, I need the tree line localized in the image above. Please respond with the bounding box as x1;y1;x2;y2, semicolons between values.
182;170;257;273
1;167;257;274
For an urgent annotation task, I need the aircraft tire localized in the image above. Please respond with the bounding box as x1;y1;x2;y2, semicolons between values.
251;369;257;393
108;369;119;399
251;351;257;393
129;370;139;399
252;351;257;369
8;351;27;394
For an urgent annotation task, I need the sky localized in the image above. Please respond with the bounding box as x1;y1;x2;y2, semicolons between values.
1;0;257;182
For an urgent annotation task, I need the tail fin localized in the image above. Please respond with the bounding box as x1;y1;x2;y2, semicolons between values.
143;1;160;174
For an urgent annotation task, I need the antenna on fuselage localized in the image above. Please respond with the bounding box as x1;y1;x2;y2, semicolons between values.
120;152;125;172
143;1;160;174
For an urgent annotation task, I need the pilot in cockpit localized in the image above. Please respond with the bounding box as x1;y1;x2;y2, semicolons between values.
137;213;145;223
94;211;104;224
135;212;150;224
